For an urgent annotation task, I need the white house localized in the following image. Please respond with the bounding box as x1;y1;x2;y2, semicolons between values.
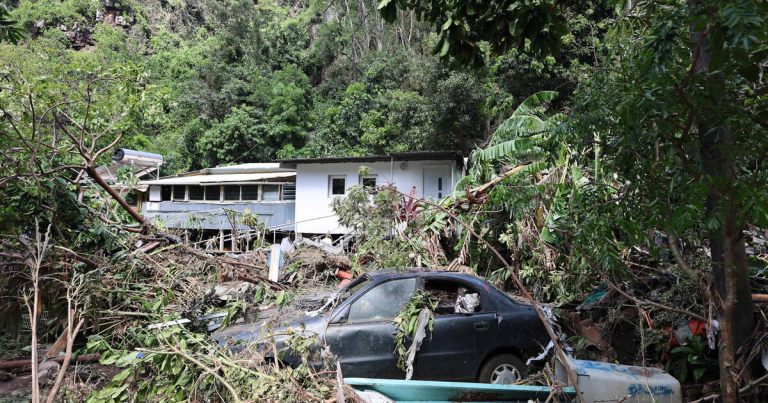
133;151;465;250
278;151;465;235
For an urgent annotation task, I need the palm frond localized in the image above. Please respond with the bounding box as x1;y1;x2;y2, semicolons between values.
475;138;540;163
0;7;24;45
513;91;558;117
491;115;546;143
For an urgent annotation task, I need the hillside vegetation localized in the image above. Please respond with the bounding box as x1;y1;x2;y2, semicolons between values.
2;0;598;173
1;0;767;402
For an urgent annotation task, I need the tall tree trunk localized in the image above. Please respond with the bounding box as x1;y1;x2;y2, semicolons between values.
693;15;755;403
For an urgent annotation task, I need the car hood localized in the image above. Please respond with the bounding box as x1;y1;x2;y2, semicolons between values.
212;307;331;347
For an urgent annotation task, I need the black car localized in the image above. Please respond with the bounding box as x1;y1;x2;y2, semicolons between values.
213;270;548;384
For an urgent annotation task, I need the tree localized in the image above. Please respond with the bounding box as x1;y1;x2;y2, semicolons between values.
383;0;768;401
378;0;568;66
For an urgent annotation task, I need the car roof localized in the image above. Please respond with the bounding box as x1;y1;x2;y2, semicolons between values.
364;269;484;283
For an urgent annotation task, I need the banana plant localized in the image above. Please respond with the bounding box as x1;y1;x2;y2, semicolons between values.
0;6;24;45
466;91;579;245
471;91;560;183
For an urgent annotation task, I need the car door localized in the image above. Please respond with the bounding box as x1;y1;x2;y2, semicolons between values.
412;278;498;381
324;277;418;379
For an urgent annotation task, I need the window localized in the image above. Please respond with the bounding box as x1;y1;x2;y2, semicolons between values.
161;186;172;201
205;186;220;201
172;185;186;201
329;176;346;197
262;185;280;201
189;186;205;201
347;278;417;322
438;177;443;198
425;280;482;315
241;185;259;201
282;184;296;200
360;175;377;188
124;192;138;207
223;185;240;201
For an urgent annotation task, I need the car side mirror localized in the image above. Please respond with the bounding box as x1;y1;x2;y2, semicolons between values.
330;306;350;325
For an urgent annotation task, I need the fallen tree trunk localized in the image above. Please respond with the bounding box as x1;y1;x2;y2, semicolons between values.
469;161;533;196
0;353;100;370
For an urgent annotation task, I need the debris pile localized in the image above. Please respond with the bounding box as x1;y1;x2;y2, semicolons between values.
0;231;360;402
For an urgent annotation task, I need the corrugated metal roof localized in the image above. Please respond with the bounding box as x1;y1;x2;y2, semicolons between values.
205;163;287;174
278;151;465;166
140;172;296;186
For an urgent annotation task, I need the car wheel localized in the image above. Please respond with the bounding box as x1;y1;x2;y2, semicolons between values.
478;354;526;385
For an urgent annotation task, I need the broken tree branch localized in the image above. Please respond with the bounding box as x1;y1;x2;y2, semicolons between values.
237;275;287;291
469;161;533;196
0;354;101;370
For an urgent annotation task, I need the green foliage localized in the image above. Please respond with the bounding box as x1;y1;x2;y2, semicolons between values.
379;0;568;65
668;336;717;382
393;291;437;371
86;326;261;402
332;184;414;268
11;0;98;28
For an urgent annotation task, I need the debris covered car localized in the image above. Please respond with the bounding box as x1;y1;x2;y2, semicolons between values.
213;270;549;384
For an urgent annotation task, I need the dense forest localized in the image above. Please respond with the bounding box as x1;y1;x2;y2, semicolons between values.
1;0;767;402
1;0;599;174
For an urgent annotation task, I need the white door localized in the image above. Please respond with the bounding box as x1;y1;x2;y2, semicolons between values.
423;165;451;200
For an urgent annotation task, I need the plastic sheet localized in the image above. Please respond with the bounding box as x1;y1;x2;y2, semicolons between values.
454;293;480;314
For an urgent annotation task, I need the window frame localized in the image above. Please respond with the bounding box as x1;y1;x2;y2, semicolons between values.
241;185;261;201
328;175;347;197
282;183;296;200
188;185;205;201
261;184;281;201
161;186;172;201
359;174;378;188
223;185;242;201
171;185;187;201
423;277;494;315
204;185;222;202
168;184;286;203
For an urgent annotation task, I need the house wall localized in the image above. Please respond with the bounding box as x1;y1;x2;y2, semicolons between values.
295;160;463;234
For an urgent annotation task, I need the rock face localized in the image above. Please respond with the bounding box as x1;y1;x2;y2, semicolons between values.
22;2;135;50
64;23;96;50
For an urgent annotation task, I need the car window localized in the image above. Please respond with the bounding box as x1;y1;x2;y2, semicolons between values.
347;278;417;322
338;277;371;304
425;279;482;315
347;278;371;294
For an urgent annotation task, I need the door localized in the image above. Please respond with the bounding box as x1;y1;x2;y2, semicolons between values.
423;165;451;199
325;277;418;379
412;279;498;381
